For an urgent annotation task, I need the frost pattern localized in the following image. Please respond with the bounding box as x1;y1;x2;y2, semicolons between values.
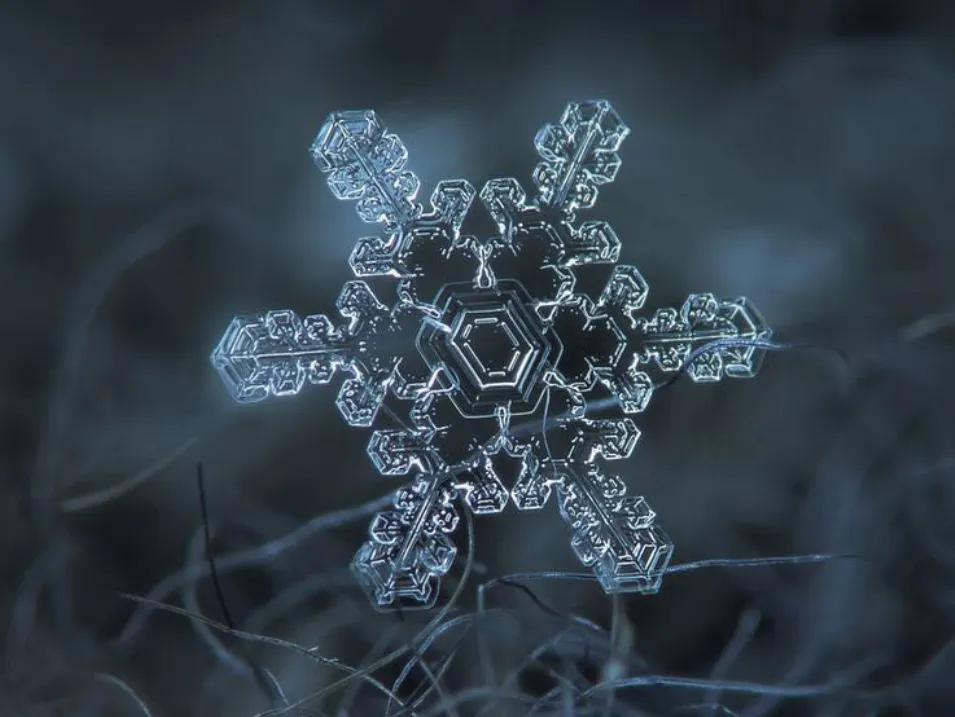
212;100;773;609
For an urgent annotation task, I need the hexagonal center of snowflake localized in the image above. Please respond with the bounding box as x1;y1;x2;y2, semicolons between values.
417;280;563;418
452;312;531;384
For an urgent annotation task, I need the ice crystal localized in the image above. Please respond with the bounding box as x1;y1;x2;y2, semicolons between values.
212;101;772;609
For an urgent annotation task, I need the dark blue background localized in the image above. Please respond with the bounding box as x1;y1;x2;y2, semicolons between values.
2;2;954;715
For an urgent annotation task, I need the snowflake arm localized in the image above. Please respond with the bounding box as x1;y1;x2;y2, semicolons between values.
635;293;772;382
558;465;672;594
211;310;346;403
352;472;459;609
483;101;630;314
533;99;629;215
211;281;399;426
312;110;480;305
311;110;421;231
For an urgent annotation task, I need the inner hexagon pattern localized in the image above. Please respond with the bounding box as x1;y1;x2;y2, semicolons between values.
417;280;560;418
212;100;773;610
458;317;523;379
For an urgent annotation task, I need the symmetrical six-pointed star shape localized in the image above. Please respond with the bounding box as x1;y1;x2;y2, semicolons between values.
212;100;772;609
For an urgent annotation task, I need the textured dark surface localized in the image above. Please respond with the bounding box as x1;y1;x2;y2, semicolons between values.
2;2;954;715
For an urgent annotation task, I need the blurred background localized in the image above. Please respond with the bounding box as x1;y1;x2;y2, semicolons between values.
2;1;954;715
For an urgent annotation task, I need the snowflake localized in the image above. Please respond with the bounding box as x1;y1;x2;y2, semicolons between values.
212;100;772;610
